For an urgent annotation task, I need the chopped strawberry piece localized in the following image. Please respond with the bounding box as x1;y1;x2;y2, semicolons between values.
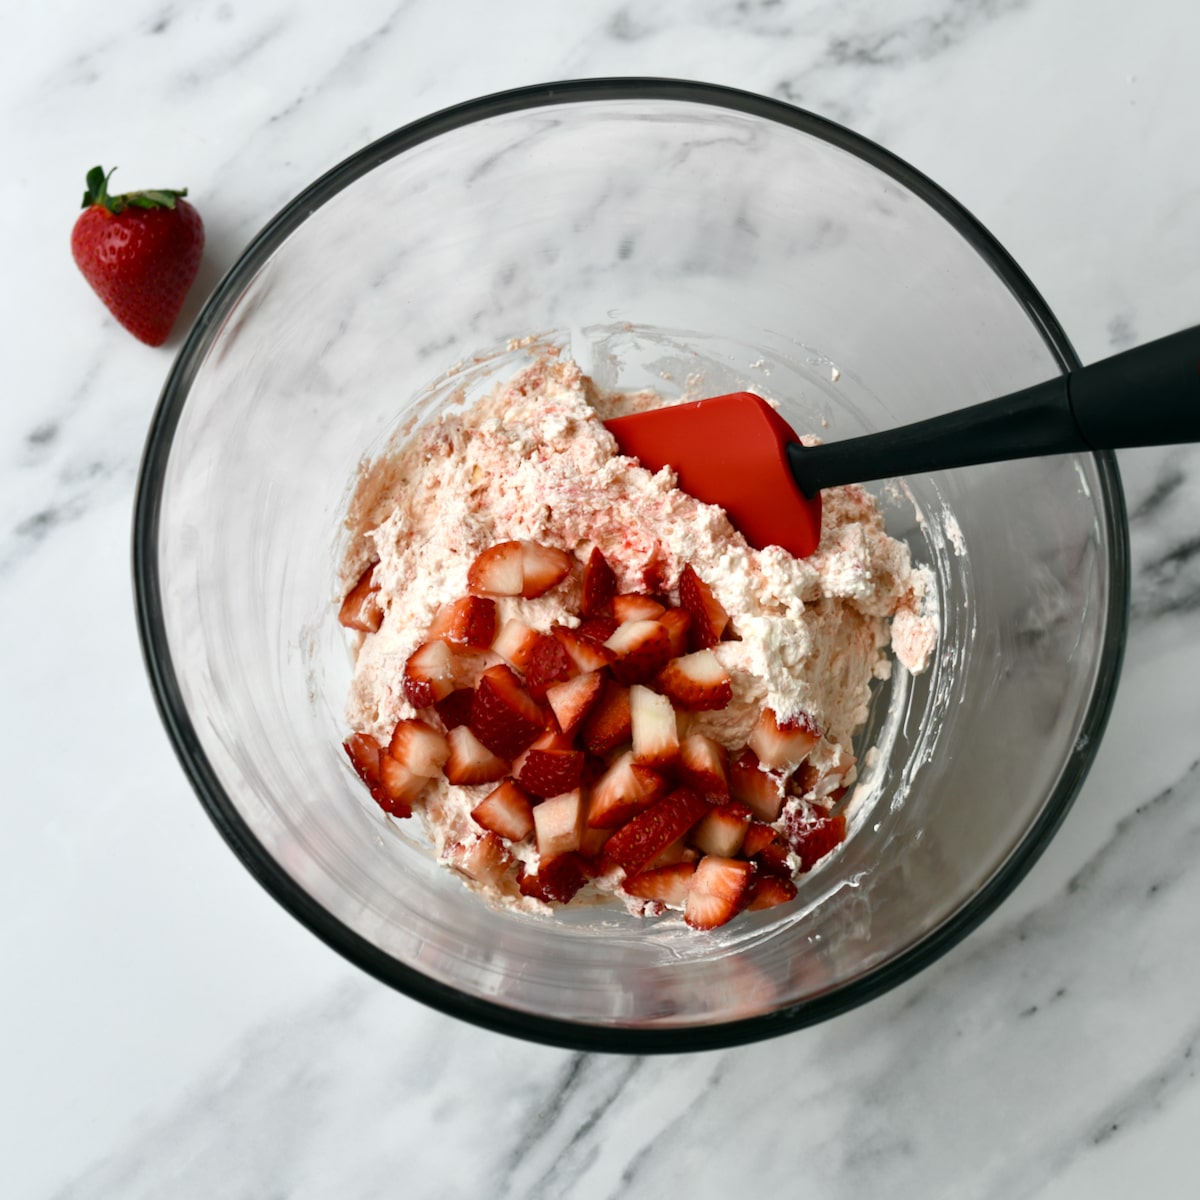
577;616;619;643
533;788;586;858
630;684;679;768
581;547;617;618
338;563;383;632
518;746;584;799
644;836;700;871
747;708;821;770
677;564;730;650
603;787;709;876
443;725;509;786
402;639;458;708
604;619;673;685
783;809;847;872
587;750;670;828
745;872;798;911
577;823;612;865
469;663;544;759
612;593;666;622
729;747;787;821
519;540;572;598
388;718;450;778
523;633;577;701
684;855;752;930
657;608;691;657
677;733;730;801
343;731;383;789
471;779;535;842
689;803;751;857
377;754;430;817
753;841;793;879
623;861;695;906
433;688;475;731
657;650;733;712
447;832;513;887
491;618;541;672
552;625;616;673
468;540;525;596
740;821;780;858
581;680;632;756
518;851;589;903
428;595;497;648
545;671;605;736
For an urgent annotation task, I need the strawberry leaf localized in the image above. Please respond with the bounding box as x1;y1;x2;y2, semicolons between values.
80;165;187;213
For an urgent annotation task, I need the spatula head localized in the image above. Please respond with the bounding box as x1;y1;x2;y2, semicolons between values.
603;392;822;558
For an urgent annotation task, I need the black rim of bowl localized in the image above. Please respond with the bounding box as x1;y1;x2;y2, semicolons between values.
132;77;1130;1054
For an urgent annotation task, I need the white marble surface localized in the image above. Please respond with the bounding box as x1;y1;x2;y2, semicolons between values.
3;1;1199;1196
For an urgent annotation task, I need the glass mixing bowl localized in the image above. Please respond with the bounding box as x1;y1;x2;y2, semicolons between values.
133;80;1128;1051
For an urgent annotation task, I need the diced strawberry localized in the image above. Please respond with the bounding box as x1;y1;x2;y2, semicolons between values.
447;832;513;887
402;639;459;708
623;861;695;906
577;823;612;865
443;725;509;785
427;595;497;648
729;747;787;821
745;872;798;911
552;625;616;673
533;788;586;858
689;803;751;857
747;708;821;770
433;689;475;731
657;608;691;657
630;684;679;768
517;851;588;903
604;619;673;685
643;836;699;871
612;593;666;622
740;821;780;858
581;680;632;756
545;671;605;736
783;808;847;872
343;731;383;790
523;633;577;701
467;540;525;596
471;779;535;842
581;547;617;618
388;718;450;778
676;733;730;802
677;564;730;650
519;540;572;599
753;841;793;879
587;750;670;828
492;618;541;672
518;746;584;799
338;563;383;632
469;663;544;759
603;787;709;876
684;855;752;930
657;650;733;712
577;616;619;643
377;754;430;817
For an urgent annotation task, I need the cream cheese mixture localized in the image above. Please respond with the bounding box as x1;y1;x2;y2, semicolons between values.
337;350;936;926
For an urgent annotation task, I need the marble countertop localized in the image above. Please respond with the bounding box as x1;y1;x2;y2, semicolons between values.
4;1;1199;1196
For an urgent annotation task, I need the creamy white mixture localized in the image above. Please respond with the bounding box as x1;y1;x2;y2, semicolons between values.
341;351;935;909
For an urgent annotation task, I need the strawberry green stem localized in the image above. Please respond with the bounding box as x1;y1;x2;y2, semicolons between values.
80;165;187;213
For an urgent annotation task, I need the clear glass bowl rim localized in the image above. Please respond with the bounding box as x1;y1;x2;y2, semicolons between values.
131;77;1130;1053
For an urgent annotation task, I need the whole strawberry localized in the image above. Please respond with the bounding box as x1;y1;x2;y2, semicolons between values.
71;165;204;346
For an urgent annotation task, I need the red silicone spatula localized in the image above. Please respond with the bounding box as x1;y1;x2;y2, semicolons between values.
604;324;1200;558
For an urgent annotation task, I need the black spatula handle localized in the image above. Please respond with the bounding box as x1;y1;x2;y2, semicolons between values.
787;324;1200;497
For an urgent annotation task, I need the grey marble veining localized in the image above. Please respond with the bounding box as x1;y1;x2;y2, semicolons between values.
3;0;1200;1197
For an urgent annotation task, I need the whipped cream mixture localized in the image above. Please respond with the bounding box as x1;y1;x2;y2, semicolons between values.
340;351;935;912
